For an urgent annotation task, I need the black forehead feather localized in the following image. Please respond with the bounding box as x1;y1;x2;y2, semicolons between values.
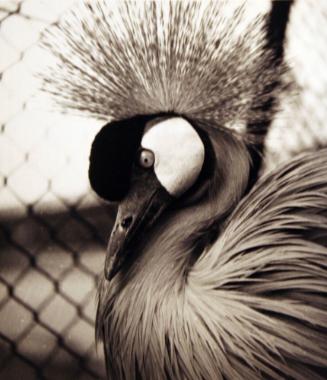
89;114;169;201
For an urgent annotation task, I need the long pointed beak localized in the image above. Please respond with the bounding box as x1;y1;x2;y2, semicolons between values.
105;183;171;280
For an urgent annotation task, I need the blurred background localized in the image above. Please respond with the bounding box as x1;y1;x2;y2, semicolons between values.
0;0;326;379
0;1;109;379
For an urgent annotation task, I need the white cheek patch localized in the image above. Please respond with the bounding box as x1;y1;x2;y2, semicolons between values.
141;117;205;197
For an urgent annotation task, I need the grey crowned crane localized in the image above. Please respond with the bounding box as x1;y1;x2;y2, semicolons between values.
42;0;327;379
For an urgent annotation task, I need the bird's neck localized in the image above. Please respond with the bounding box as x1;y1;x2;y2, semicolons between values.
97;130;253;378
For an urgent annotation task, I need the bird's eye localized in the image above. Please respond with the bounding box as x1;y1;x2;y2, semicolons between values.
138;149;155;168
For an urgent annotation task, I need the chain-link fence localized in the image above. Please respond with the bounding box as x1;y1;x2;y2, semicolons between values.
0;1;111;379
1;1;327;379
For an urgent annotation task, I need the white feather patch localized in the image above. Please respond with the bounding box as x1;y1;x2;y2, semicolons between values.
141;117;205;197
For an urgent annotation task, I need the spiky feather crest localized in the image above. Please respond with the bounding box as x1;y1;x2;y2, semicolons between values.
42;0;286;143
97;149;327;380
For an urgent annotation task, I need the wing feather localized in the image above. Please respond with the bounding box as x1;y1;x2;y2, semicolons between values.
188;148;327;378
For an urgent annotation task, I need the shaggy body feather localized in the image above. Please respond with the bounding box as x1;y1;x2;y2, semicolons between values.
98;149;327;380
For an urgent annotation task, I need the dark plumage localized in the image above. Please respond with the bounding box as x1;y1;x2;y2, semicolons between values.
40;1;327;379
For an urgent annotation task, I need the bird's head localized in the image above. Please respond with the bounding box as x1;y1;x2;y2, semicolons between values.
89;114;251;280
42;0;293;283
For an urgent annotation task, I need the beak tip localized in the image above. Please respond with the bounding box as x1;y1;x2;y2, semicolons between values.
105;265;118;281
104;252;122;281
104;270;113;281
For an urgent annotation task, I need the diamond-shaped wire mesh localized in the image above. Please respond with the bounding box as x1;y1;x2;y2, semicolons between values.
0;1;112;379
0;1;327;379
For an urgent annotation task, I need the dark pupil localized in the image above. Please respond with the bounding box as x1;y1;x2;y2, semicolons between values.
139;150;153;168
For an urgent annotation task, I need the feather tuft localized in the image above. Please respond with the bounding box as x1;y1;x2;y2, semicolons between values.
41;0;287;143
